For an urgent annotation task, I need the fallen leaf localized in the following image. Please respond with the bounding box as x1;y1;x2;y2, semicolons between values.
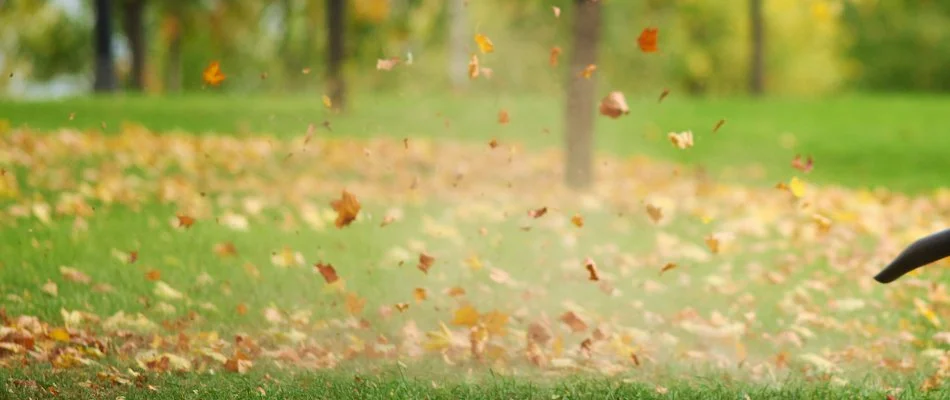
330;190;361;228
418;252;435;274
395;303;409;312
202;61;226;86
580;64;597;79
498;110;510;125
145;269;161;281
645;204;663;224
550;47;562;67
49;327;70;342
154;281;184;300
560;311;588;333
528;207;548;219
713;119;726;132
488;139;499;149
584;257;600;281
705;234;721;254
315;262;339;284
599;91;629;119
474;34;494;54
59;266;91;284
668;131;694;149
792;155;814;173
638;27;659;53
176;214;196;228
41;281;58;297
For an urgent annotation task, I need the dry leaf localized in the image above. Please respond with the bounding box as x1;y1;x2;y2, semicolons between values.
41;281;58;297
498;110;510;125
395;303;409;312
571;214;584;228
468;54;480;79
580;64;597;79
202;61;226;86
584;257;600;281
668;131;694;149
705;234;721;254
560;311;588;333
552;6;561;18
550;47;562;67
474;34;494;54
488;139;499;149
658;88;670;103
418;252;435;274
413;288;427;302
713;119;726;132
660;262;677;275
176;214;196;228
145;269;161;281
792;155;814;173
214;242;238;257
315;262;339;284
528;207;548;219
330;190;361;228
322;95;332;109
376;58;400;71
453;305;480;327
599;91;629;119
645;204;663;224
60;266;91;284
638;27;659;53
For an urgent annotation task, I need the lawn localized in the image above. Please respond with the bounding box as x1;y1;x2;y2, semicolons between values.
1;93;950;399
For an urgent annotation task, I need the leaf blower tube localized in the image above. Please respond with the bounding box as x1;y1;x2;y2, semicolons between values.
874;229;950;284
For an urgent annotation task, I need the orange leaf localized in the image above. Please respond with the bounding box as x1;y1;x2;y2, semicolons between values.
315;262;339;284
418;252;435;274
638;27;659;53
330;190;361;228
395;303;409;312
468;54;480;79
498;109;510;125
584;257;600;281
446;286;466;297
236;303;248;315
345;293;366;315
559;311;588;333
580;64;597;79
474;34;494;54
599;91;629;119
452;305;480;327
176;214;196;228
202;61;226;86
705;234;721;254
550;47;562;67
488;139;499;149
528;207;548;219
413;288;427;302
571;214;584;228
645;204;663;224
128;251;139;264
145;269;161;281
792;154;814;173
214;241;238;257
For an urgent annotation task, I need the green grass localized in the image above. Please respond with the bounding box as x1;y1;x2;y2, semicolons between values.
2;93;950;398
2;93;950;192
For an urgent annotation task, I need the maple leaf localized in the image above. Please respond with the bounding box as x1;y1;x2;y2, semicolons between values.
638;27;659;53
560;311;588;333
498;109;510;125
418;252;435;274
584;257;600;281
315;262;339;284
202;61;226;86
580;64;597;79
330;190;361;228
550;47;562;67
599;91;629;119
792;154;814;173
474;34;494;54
713;119;726;132
668;131;694;149
645;204;663;224
528;207;548;219
571;214;584;228
468;54;480;79
452;305;480;327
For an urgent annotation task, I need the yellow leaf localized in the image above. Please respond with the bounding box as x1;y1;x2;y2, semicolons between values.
452;305;480;327
474;34;494;54
50;327;70;342
481;310;509;336
915;298;941;327
465;254;483;271
789;176;805;198
322;95;333;109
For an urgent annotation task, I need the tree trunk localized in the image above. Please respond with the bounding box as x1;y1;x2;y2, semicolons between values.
749;0;765;96
122;0;147;91
280;0;300;91
93;0;117;92
448;0;468;91
563;0;601;189
326;0;346;111
164;13;183;93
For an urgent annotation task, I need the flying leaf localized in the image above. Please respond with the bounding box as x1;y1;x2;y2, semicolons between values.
413;288;427;302
580;64;597;79
488;139;499;149
474;34;494;54
638;28;659;53
705;234;721;254
202;61;226;86
154;281;184;300
468;54;480;79
345;293;366;315
658;88;670;103
571;214;584;228
376;58;400;71
660;262;677;275
330;190;361;228
788;177;806;198
668;131;694;149
560;311;588;333
599;91;629;119
176;214;196;228
713;119;726;132
552;6;561;18
418;252;435;274
49;327;70;342
453;305;480;327
498;110;510;125
395;303;409;312
645;204;663;224
214;242;238;257
322;95;333;109
550;47;562;67
812;213;832;233
528;207;548;219
792;155;814;173
584;257;600;281
41;281;58;297
128;251;139;264
315;262;339;284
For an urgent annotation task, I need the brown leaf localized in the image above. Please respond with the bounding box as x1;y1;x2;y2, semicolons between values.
660;262;677;275
315;262;339;284
145;270;161;281
488;139;499;149
580;64;597;79
214;241;238;257
330;190;361;228
571;214;584;228
658;88;670;103
395;303;409;312
645;204;663;224
599;91;629;119
705;234;721;254
528;207;548;219
176;215;196;228
638;27;659;53
498;109;510;125
560;311;588;333
528;322;552;345
60;266;91;284
128;251;139;264
713;118;726;132
418;252;435;274
236;303;248;315
584;257;600;281
345;293;366;315
413;288;427;302
550;47;562;67
792;154;814;173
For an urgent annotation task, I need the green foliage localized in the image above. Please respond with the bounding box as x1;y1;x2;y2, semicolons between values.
0;2;90;84
843;0;950;91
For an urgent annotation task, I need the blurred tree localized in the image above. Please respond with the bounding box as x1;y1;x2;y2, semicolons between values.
1;1;90;90
447;0;469;91
93;0;117;92
748;0;764;95
564;0;600;189
327;0;346;110
121;0;147;91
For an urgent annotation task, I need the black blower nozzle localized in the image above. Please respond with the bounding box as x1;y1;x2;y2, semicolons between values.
874;229;950;284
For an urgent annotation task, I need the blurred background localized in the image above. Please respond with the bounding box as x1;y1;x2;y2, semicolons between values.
2;0;950;99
